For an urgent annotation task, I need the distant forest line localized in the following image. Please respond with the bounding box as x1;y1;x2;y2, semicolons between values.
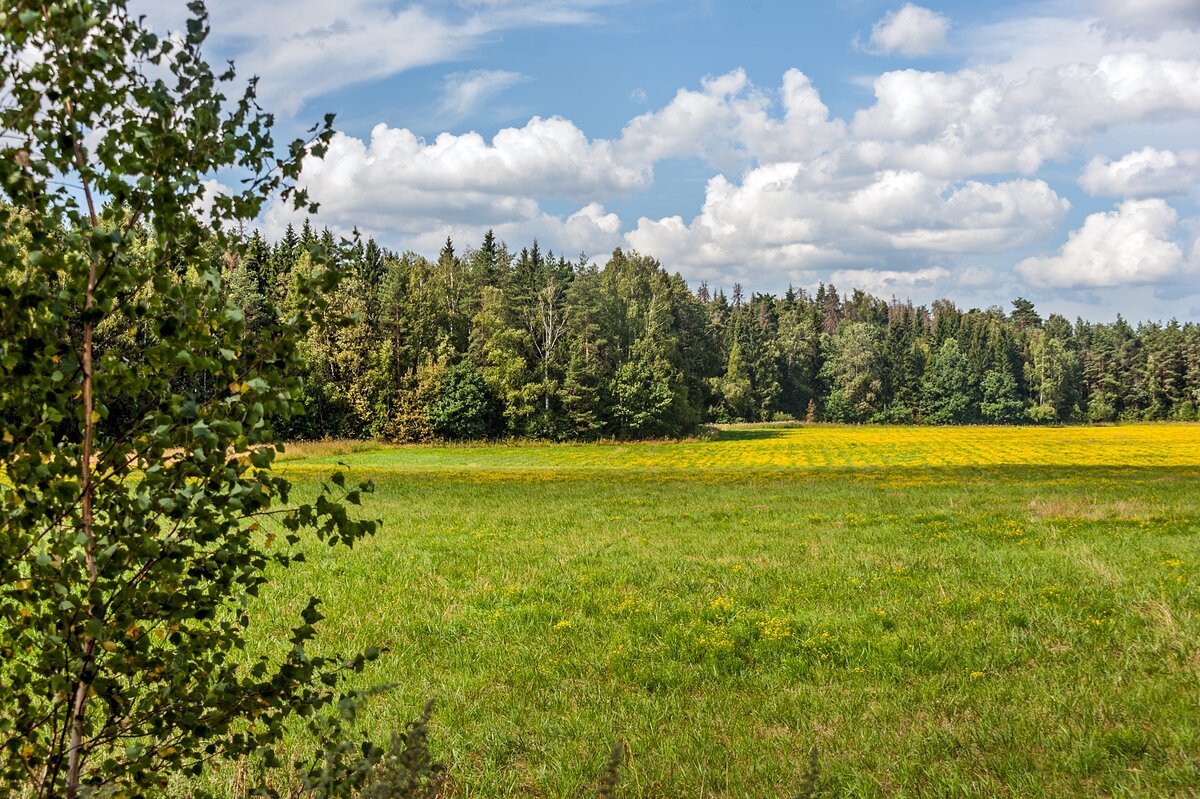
221;223;1200;440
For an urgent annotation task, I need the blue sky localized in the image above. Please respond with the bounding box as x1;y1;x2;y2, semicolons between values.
152;0;1200;321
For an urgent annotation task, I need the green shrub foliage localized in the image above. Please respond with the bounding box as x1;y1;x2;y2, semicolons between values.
429;361;498;440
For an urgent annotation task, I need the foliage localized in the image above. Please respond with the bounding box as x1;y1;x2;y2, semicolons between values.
1086;395;1118;423
611;339;681;438
820;322;884;422
980;366;1025;424
428;361;497;440
0;2;380;796
348;701;445;799
385;362;447;443
920;338;979;424
212;219;1200;439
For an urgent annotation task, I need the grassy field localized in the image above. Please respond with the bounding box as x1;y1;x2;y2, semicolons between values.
244;425;1199;798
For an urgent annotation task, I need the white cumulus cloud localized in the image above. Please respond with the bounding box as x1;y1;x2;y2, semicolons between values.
865;4;951;56
616;68;845;171
1081;148;1200;197
1015;199;1192;288
849;50;1200;179
626;166;1068;280
261;118;638;256
296;118;645;222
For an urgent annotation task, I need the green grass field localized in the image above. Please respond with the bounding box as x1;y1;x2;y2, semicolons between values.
246;425;1199;798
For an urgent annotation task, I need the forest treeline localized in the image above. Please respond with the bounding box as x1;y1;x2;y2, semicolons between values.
208;222;1200;441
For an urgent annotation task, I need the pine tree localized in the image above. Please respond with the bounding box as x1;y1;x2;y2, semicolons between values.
1010;297;1042;330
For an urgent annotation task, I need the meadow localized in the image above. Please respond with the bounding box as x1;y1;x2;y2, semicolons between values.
247;425;1199;798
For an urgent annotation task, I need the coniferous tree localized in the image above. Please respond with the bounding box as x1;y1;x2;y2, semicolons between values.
560;264;611;437
470;286;535;433
157;221;1200;438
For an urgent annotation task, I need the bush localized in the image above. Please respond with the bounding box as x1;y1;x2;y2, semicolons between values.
1026;403;1058;423
429;361;499;440
1087;397;1118;423
872;403;915;424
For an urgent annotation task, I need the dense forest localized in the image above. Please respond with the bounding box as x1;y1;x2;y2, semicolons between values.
191;221;1199;441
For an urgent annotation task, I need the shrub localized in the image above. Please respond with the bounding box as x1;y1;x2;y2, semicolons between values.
429;361;498;440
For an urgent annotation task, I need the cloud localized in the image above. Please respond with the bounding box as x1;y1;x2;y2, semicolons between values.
849;68;1066;176
1080;147;1200;197
616;69;765;167
244;8;1200;301
626;166;1068;280
1015;199;1192;288
437;69;528;123
615;68;844;171
137;0;614;116
1019;53;1200;131
387;200;623;262
864;4;951;56
191;2;476;115
260;117;645;251
829;266;951;294
848;49;1200;178
323;117;642;200
558;202;623;254
1088;0;1200;37
854;175;1070;252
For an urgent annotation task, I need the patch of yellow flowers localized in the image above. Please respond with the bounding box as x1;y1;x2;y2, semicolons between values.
756;616;792;641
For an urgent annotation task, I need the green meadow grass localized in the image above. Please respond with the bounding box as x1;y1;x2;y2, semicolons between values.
237;426;1199;798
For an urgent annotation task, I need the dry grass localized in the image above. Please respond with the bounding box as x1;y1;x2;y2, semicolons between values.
276;439;388;461
1026;496;1152;520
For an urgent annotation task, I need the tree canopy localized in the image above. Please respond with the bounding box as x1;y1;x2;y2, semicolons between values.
215;229;1200;440
0;2;383;796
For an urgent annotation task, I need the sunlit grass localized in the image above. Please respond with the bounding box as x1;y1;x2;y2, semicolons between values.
278;422;1200;475
235;424;1199;798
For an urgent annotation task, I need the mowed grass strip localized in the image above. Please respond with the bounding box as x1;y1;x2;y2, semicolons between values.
244;426;1199;798
277;423;1200;474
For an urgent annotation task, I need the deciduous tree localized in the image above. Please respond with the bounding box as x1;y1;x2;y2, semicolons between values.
0;3;380;795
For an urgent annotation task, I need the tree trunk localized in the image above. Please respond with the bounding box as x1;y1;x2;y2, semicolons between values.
66;113;100;799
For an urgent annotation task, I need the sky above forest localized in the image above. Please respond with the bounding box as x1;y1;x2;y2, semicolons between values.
147;0;1200;321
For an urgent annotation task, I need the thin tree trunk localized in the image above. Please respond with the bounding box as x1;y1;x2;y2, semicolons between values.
66;103;100;798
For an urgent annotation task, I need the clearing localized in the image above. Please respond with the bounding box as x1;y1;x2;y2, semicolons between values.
250;425;1200;797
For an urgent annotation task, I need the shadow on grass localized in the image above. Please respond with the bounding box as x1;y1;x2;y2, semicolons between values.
714;427;795;442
